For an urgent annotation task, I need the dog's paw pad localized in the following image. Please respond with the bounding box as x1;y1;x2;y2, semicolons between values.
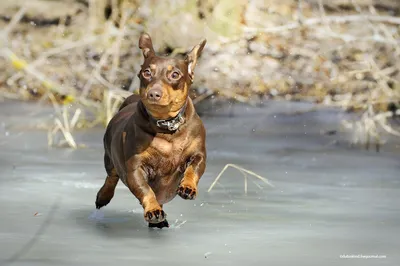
177;185;197;200
145;208;166;223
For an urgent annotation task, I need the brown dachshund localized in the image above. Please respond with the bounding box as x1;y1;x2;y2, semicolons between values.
95;33;207;229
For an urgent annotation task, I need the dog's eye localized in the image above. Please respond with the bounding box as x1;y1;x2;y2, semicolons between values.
142;69;152;79
170;71;181;80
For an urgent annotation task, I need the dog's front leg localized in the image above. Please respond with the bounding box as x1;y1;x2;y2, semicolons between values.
178;153;206;200
126;167;166;223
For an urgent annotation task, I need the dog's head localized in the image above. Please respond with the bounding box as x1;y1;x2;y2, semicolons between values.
137;33;206;119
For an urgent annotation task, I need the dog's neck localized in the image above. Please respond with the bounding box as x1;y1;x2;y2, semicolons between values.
139;99;188;132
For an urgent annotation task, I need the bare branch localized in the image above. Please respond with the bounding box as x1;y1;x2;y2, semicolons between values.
245;15;400;34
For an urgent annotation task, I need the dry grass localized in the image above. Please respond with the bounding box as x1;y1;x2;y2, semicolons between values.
47;94;82;149
208;164;275;194
0;0;399;149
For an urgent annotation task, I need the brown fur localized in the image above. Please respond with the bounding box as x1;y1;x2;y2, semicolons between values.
95;33;207;228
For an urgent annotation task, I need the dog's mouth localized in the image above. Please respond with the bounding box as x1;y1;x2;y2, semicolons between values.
145;98;170;106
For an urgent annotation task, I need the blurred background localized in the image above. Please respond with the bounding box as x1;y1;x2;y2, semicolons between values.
0;0;400;149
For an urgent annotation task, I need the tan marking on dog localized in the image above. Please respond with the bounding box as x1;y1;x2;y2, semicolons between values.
143;82;189;120
150;137;173;155
167;65;173;71
122;131;126;144
150;64;156;70
142;190;161;210
110;168;118;177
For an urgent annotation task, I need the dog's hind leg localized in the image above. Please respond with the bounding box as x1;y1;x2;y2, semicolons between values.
95;154;119;209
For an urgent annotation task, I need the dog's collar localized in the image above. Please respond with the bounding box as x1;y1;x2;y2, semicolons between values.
145;100;187;132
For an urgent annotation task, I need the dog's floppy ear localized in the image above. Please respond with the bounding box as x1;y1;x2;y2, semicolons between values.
139;33;155;58
185;39;207;82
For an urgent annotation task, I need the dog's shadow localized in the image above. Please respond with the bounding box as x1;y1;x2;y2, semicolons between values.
71;207;170;240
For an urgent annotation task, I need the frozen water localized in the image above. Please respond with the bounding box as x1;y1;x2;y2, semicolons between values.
0;100;399;266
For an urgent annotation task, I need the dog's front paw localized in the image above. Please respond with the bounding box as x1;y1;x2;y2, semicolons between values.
149;220;169;229
177;184;197;200
144;207;166;223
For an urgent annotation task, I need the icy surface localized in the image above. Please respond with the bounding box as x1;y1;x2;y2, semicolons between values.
0;100;399;266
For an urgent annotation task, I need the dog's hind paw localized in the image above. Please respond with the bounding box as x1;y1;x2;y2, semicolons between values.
95;182;116;209
95;193;112;209
95;199;110;209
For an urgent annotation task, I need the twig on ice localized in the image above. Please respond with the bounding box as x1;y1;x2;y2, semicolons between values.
208;164;274;193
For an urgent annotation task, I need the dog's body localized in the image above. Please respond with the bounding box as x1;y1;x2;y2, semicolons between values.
102;96;205;206
95;33;207;228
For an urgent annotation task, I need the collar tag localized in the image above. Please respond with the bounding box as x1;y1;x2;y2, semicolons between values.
156;115;184;131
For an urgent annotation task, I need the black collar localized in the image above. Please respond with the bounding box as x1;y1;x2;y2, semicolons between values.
144;100;188;132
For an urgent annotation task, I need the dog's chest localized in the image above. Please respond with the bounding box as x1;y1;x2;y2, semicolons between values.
147;135;189;176
150;137;176;155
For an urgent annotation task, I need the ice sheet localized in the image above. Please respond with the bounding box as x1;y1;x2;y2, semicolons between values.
0;100;399;266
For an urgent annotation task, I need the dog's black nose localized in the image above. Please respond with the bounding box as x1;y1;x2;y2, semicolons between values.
147;86;163;102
